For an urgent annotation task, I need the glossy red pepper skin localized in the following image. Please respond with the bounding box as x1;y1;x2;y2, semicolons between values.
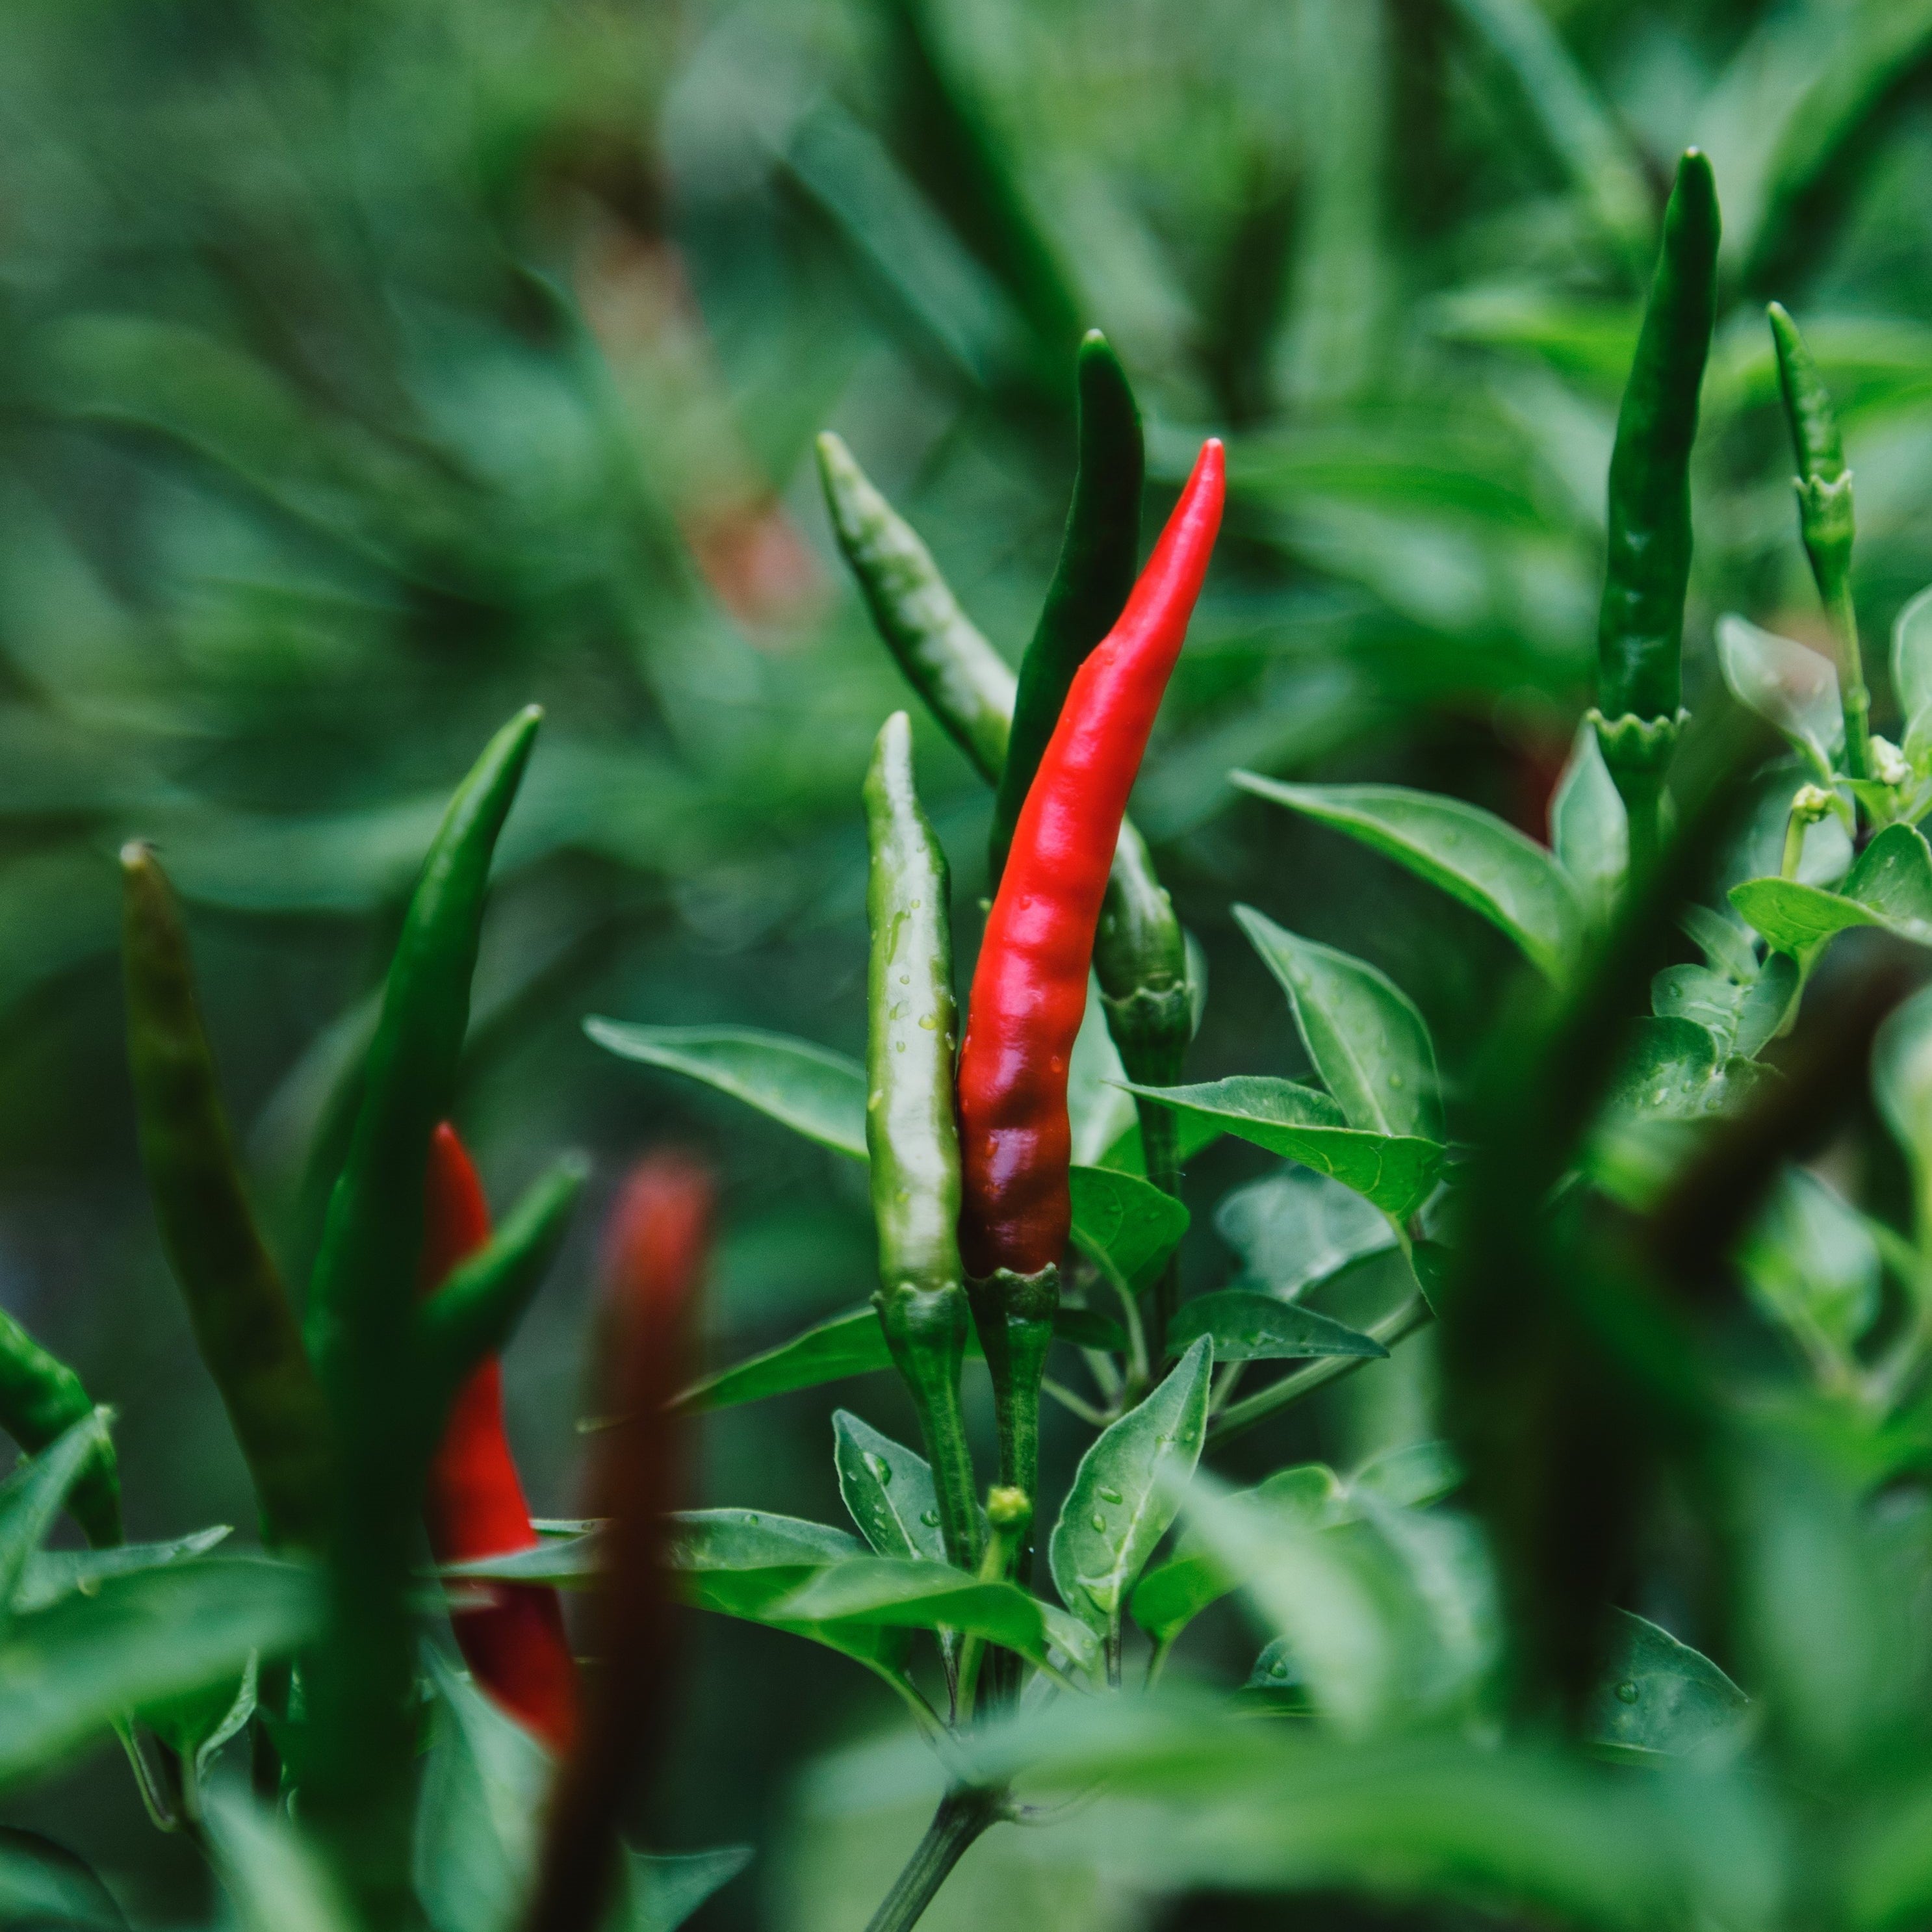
957;439;1225;1278
419;1123;578;1754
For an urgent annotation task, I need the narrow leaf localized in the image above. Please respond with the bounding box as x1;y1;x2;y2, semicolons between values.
1549;722;1627;925
0;1417;117;1627
1232;774;1580;979
1167;1291;1386;1364
1235;907;1441;1139
1124;1077;1443;1220
1050;1337;1213;1641
832;1413;944;1562
584;1021;866;1160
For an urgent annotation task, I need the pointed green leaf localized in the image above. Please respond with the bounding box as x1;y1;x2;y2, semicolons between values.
0;1416;117;1628
1716;613;1842;779
1583;1609;1747;1763
1235;908;1441;1139
205;1788;357;1932
1050;1337;1213;1641
1604;1018;1768;1123
1166;1291;1387;1365
769;1558;1097;1671
1680;905;1760;983
624;1848;753;1932
1651;964;1747;1055
14;1528;231;1617
1124;1078;1443;1220
0;1560;322;1790
832;1413;944;1562
1740;1168;1880;1351
1549;722;1627;925
583;1022;866;1159
1731;876;1881;955
1213;1168;1396;1299
1231;774;1580;979
1068;1165;1189;1289
1097;1110;1225;1177
1734;822;1932;957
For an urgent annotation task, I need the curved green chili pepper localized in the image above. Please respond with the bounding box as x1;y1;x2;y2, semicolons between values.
120;844;331;1553
862;713;983;1576
303;704;541;1927
0;1310;120;1548
1594;149;1719;864
817;433;1015;784
988;331;1144;882
1769;301;1870;782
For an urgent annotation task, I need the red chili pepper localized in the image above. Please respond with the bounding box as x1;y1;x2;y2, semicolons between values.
957;440;1225;1279
525;1151;710;1932
419;1123;578;1754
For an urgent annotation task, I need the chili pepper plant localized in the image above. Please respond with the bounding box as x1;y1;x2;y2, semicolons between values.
13;141;1932;1932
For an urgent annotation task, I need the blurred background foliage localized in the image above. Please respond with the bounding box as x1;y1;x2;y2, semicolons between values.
9;0;1932;1922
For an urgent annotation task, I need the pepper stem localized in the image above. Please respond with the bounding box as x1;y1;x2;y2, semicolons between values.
1824;573;1873;784
861;1788;1003;1932
964;1265;1057;1584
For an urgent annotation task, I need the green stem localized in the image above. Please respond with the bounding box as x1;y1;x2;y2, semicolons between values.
1209;1292;1431;1443
1826;576;1873;784
1137;1095;1181;1367
1610;762;1663;884
862;1788;1003;1932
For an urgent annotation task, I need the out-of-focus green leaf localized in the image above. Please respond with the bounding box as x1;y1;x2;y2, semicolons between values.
832;1412;945;1563
1124;1078;1443;1220
1235;907;1441;1140
1166;1291;1386;1364
0;1417;118;1628
1232;774;1580;978
1050;1338;1211;1643
1550;722;1627;925
1069;983;1139;1166
1877;983;1932;1224
1740;1168;1881;1355
205;1788;357;1932
1213;1168;1397;1299
0;1830;123;1929
1068;1165;1190;1289
1681;905;1761;984
623;1848;754;1932
0;1560;322;1789
1582;1609;1749;1763
1894;585;1932;762
1716;615;1842;780
1602;1018;1769;1124
13;1528;231;1617
584;1022;866;1160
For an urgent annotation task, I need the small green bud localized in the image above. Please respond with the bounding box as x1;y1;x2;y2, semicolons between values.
986;1485;1032;1529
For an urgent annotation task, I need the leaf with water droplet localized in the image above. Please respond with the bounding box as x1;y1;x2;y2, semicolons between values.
1582;1608;1746;1762
1049;1337;1213;1643
832;1412;945;1562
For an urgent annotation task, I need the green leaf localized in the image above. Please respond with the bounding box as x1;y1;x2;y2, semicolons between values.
1124;1078;1443;1220
0;1560;322;1790
1213;1168;1397;1299
622;1848;754;1932
1549;721;1627;925
679;1302;1123;1413
1877;983;1932;1220
1096;1110;1225;1177
583;1022;866;1160
415;1650;547;1932
1231;774;1581;979
1736;953;1800;1059
1650;964;1747;1055
14;1527;231;1617
1166;1291;1387;1364
1068;1165;1189;1289
1680;905;1760;983
1716;613;1842;779
1582;1609;1748;1762
1740;1168;1880;1352
0;1416;118;1629
1050;1337;1213;1642
1603;1018;1768;1124
141;1651;257;1781
1894;584;1932;762
1734;823;1932;956
1351;1440;1463;1510
1235;907;1441;1140
205;1788;357;1932
769;1558;1097;1673
0;1830;123;1929
832;1413;944;1562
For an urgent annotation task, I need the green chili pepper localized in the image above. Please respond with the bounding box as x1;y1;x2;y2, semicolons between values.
0;1310;120;1548
302;704;541;1928
1593;149;1719;868
862;713;983;1576
1769;301;1870;782
817;433;1015;784
988;331;1144;882
120;844;331;1552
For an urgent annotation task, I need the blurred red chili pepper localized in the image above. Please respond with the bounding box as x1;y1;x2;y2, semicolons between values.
957;440;1225;1279
524;1151;710;1932
420;1123;578;1754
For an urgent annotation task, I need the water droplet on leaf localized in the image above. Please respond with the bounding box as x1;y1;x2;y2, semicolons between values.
1089;1512;1107;1532
1615;1680;1639;1705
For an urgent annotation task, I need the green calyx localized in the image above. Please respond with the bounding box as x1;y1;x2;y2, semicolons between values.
989;329;1144;882
1768;300;1870;783
1595;149;1719;727
1588;707;1689;776
862;712;982;1575
964;1263;1059;1584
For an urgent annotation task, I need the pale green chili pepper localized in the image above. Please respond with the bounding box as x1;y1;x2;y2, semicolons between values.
1768;300;1870;782
862;713;983;1575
